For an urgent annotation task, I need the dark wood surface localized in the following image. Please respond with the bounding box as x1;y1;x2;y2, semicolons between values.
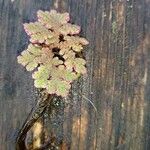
0;0;150;150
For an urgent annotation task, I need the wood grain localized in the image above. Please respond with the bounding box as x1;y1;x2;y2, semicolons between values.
0;0;150;150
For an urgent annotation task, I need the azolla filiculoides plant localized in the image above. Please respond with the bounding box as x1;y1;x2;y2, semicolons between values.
17;9;89;97
16;9;89;150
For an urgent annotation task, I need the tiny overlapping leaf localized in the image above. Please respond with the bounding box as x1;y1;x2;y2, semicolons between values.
17;44;42;71
64;36;89;45
47;78;71;97
59;23;80;35
24;22;54;43
37;10;70;29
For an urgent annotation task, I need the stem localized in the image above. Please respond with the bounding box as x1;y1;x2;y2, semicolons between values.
16;92;53;150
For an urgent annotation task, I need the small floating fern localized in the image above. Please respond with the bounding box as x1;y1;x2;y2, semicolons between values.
17;10;89;97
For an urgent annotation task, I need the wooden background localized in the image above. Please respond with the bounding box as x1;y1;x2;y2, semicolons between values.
0;0;150;149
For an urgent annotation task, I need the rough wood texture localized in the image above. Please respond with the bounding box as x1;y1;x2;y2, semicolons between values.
0;0;150;150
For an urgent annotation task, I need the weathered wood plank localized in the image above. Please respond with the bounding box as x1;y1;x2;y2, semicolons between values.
0;0;150;150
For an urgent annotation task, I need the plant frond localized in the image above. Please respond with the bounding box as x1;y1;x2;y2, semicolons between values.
17;9;89;97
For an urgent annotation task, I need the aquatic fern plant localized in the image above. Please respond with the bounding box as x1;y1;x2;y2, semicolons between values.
17;10;88;97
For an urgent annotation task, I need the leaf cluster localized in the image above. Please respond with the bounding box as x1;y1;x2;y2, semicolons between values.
17;10;88;97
